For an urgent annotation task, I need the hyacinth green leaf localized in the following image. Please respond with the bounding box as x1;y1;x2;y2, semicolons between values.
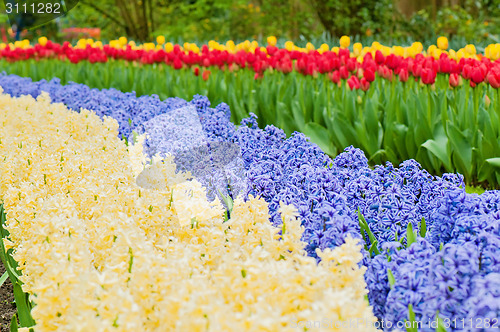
435;313;449;332
13;282;35;328
419;217;427;238
406;222;417;248
10;314;18;332
1;206;35;329
0;205;21;284
0;271;8;287
217;188;234;217
357;210;380;255
368;240;379;256
405;304;418;332
387;269;396;289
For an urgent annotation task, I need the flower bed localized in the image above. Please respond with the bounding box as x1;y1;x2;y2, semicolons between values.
0;91;375;331
0;75;498;330
1;37;499;90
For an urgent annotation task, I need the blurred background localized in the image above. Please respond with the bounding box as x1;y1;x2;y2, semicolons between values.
0;0;498;47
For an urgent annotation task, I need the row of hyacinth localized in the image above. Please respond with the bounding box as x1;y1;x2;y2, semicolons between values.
1;73;498;329
0;92;375;330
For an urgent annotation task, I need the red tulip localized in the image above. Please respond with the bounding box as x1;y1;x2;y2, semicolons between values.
487;68;500;88
449;73;460;87
193;67;200;76
421;68;436;85
363;68;375;82
347;75;360;90
438;57;452;73
470;67;485;84
462;64;472;80
399;68;409;82
360;77;370;91
375;50;385;64
339;66;349;79
346;58;357;72
202;69;211;81
329;70;341;84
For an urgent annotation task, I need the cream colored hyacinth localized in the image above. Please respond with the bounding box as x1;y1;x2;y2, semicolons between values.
0;91;377;331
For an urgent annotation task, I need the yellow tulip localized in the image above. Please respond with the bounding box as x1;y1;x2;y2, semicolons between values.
109;40;120;49
144;43;155;51
118;36;127;46
331;46;340;54
353;42;362;56
77;39;86;48
465;44;476;55
243;40;251;50
432;49;443;59
427;44;437;56
381;46;391;56
306;42;315;51
165;42;174;52
267;36;277;46
340;35;350;48
371;41;381;50
393;46;404;56
412;42;423;53
38;36;48;47
437;36;448;50
156;35;165;45
284;41;294;52
487;44;500;60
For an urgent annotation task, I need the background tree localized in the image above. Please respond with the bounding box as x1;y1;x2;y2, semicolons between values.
58;0;498;44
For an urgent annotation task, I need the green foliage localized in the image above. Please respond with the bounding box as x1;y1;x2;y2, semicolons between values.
60;1;122;41
465;185;486;195
53;0;499;44
399;1;499;44
1;59;499;189
358;210;380;256
405;304;418;332
310;0;395;37
0;204;35;331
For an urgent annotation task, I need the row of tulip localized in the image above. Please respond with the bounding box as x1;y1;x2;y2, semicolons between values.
0;75;498;330
1;60;499;187
9;35;500;61
1;38;500;90
0;91;375;331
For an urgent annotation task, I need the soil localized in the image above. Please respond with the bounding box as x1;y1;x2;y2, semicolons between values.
0;263;16;332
